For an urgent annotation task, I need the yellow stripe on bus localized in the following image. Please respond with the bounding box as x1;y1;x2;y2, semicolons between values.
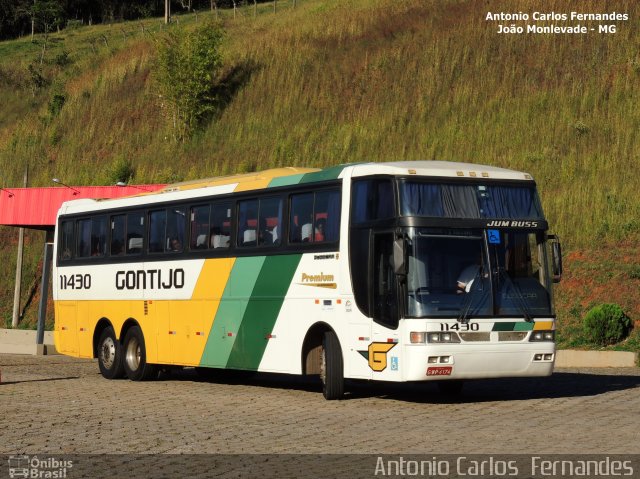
533;321;554;330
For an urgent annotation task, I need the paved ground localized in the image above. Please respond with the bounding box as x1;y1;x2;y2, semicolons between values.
1;354;639;458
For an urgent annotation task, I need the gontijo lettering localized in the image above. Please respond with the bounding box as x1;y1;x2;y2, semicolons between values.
115;268;185;290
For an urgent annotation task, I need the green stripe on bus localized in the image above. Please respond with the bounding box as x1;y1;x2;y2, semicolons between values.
226;254;302;369
492;322;516;331
298;165;347;184
514;322;535;331
267;174;306;188
200;256;266;367
491;322;535;331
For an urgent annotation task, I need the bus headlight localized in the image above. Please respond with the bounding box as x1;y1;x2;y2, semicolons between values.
427;332;461;343
529;330;555;342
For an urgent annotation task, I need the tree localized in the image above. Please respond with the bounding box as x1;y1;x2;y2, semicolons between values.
155;21;224;139
30;0;64;64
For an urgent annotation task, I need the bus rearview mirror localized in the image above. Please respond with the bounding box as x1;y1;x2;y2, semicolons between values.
549;235;563;283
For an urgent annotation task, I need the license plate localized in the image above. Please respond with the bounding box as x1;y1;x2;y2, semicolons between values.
427;366;452;376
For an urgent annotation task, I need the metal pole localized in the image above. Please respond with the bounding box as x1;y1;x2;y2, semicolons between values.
11;166;28;328
11;228;24;328
36;242;53;345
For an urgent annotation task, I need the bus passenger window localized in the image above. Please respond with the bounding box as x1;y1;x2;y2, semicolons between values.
76;217;106;258
211;202;231;249
126;212;144;254
110;215;126;256
316;189;340;242
258;197;282;246
91;216;107;257
167;207;185;253
238;199;258;247
289;189;340;244
148;210;167;253
290;193;313;243
76;219;91;258
59;221;74;260
190;205;210;250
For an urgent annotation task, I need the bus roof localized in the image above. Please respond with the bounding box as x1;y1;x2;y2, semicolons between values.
57;161;534;216
350;161;534;181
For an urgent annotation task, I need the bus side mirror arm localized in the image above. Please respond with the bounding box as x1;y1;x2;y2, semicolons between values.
393;237;407;276
548;234;563;283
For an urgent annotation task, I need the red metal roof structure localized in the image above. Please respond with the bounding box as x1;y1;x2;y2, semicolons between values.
0;185;165;228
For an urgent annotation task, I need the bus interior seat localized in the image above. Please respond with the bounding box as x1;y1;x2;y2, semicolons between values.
196;234;208;248
212;234;230;248
243;229;256;244
301;223;313;242
128;237;143;253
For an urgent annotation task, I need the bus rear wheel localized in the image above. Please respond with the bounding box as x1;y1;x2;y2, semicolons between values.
320;331;344;400
97;326;125;379
123;325;157;381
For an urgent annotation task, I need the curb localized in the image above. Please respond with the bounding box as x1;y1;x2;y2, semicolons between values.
555;349;637;368
0;328;58;356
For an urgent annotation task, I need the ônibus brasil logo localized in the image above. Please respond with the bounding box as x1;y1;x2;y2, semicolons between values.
8;455;73;479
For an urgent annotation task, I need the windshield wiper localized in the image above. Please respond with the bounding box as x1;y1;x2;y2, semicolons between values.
457;267;486;324
496;267;533;322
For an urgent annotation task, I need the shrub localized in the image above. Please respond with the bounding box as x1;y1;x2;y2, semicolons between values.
583;303;632;346
155;21;224;140
106;157;135;184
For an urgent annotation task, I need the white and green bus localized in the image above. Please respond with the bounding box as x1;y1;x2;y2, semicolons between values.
53;161;562;399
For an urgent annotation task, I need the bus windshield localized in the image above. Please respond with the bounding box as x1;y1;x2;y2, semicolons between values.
399;181;544;219
405;228;553;319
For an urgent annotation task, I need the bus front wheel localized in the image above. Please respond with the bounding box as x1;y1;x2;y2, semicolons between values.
321;331;344;400
123;325;157;381
97;326;125;380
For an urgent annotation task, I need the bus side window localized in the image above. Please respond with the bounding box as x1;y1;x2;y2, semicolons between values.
148;210;167;253
59;220;74;261
289;193;313;243
110;215;126;256
76;219;92;258
126;212;144;254
238;199;258;247
166;207;185;253
316;189;340;242
289;189;340;245
211;202;231;249
258;197;282;246
91;216;107;257
352;179;394;224
190;205;210;250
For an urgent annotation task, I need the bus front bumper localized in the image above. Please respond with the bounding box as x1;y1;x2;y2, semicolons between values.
402;343;556;381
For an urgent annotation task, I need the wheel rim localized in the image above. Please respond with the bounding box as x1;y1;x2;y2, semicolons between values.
126;336;141;371
100;337;116;370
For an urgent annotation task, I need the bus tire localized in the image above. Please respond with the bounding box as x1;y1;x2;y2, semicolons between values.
97;326;125;380
123;325;157;381
438;380;464;395
321;331;344;400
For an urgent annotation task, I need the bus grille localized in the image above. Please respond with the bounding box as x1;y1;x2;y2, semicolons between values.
459;332;491;342
498;331;528;342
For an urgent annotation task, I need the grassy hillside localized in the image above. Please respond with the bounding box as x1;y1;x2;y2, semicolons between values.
0;0;638;351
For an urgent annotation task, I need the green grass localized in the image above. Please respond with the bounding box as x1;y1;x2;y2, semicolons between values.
0;0;638;339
